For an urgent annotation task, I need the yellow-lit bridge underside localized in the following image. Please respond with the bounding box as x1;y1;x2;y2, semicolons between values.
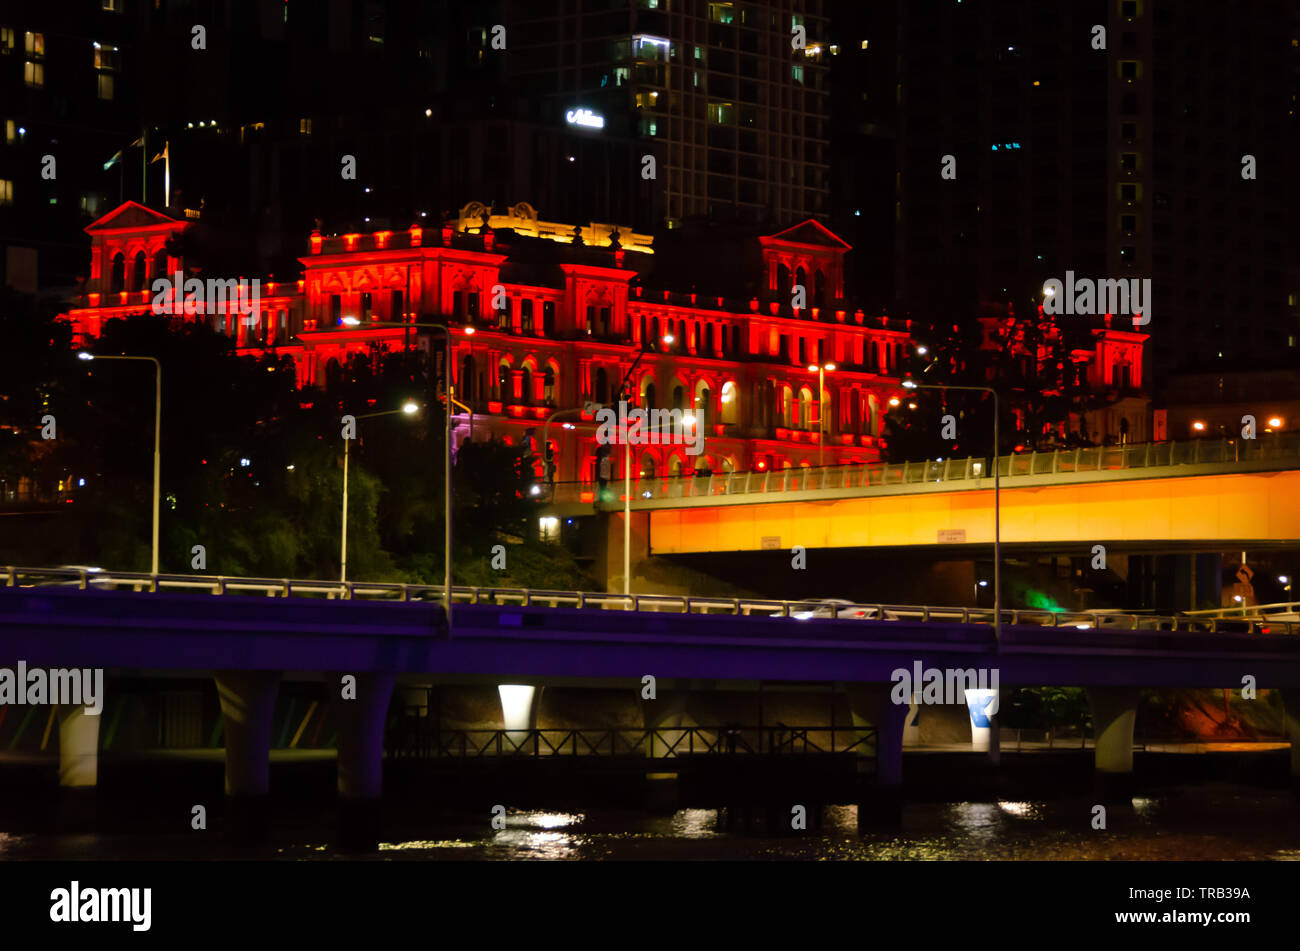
649;470;1300;553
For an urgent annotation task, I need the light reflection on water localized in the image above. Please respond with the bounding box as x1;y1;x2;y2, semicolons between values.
5;787;1299;860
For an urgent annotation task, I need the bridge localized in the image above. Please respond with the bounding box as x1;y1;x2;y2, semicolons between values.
544;435;1300;551
5;565;1300;844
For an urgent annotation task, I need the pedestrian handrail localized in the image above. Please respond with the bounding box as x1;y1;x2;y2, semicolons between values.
5;565;1298;635
545;433;1300;506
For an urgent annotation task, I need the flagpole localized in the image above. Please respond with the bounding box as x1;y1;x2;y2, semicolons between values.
164;142;170;208
142;128;147;205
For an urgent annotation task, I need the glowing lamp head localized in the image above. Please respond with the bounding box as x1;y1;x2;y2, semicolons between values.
902;380;917;389
529;484;541;496
402;402;419;415
1192;420;1206;432
662;334;674;345
916;345;928;355
77;352;94;361
1279;575;1290;584
464;326;476;336
1268;417;1283;428
682;414;696;426
341;316;360;326
888;397;900;407
808;364;819;372
1043;284;1056;297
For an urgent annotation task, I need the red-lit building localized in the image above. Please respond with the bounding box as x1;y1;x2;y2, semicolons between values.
62;200;1147;485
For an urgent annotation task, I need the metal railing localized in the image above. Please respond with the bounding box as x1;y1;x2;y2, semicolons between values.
547;433;1300;505
5;565;1297;635
386;724;879;760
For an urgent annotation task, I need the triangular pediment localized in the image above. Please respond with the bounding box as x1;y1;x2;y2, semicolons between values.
85;201;185;234
761;219;851;251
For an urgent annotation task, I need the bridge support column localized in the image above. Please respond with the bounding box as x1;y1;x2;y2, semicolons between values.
1086;686;1140;803
215;670;281;843
498;684;543;749
846;683;909;830
639;684;690;814
56;704;101;831
335;672;396;851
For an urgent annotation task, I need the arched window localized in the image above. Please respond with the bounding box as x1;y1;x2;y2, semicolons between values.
520;366;532;404
705;324;715;355
694;380;711;423
460;354;477;404
130;251;147;292
595;367;609;404
640;376;656;410
543;364;557;403
152;248;168;280
815;269;826;308
798;387;814;429
720;381;739;426
777;263;791;299
669;454;683;476
639;453;656;480
672;383;685;410
497;358;512;400
110;253;125;293
780;385;794;427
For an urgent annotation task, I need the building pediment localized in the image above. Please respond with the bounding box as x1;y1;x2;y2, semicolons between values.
760;219;852;252
85;201;185;235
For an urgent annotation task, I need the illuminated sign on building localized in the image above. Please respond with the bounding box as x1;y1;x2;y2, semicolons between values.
565;108;605;130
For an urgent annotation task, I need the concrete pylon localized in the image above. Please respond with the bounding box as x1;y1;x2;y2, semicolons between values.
214;670;281;843
1086;686;1140;803
335;672;396;851
56;704;102;832
1279;688;1300;797
637;680;691;814
846;682;910;829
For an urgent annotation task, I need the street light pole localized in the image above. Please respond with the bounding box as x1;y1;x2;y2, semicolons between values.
343;318;468;624
78;352;161;576
902;381;1001;642
340;403;419;582
809;362;835;468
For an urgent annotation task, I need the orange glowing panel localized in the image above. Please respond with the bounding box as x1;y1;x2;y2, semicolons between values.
487;401;503;414
580;491;595;503
342;233;359;251
375;231;392;249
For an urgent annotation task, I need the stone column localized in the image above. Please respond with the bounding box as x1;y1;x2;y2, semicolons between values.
214;670;281;843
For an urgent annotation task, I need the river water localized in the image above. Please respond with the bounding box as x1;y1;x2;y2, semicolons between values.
4;785;1299;860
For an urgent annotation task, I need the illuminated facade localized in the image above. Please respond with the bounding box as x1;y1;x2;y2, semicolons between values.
62;199;1147;486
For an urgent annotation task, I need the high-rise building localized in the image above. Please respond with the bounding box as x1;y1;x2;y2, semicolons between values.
891;0;1298;377
506;0;831;227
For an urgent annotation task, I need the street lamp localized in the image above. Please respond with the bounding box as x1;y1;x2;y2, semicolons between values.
341;320;471;623
901;379;1001;641
78;351;162;576
340;402;419;582
808;362;835;466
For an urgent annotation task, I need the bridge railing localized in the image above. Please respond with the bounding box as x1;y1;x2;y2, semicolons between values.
385;723;880;760
6;565;1298;635
546;432;1300;505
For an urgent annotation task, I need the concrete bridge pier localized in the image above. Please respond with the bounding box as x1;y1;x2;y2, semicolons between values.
55;704;101;832
846;682;910;830
214;670;281;843
638;682;692;814
335;672;396;851
1280;689;1300;798
1086;686;1141;803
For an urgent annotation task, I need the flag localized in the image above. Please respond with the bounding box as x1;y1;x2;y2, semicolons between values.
103;150;123;171
129;136;144;148
150;142;168;164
